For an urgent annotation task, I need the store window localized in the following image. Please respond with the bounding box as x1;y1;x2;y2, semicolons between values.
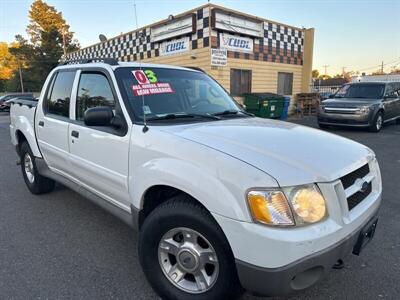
230;69;252;96
277;72;293;95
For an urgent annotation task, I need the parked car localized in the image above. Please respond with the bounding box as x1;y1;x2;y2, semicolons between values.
318;82;400;132
0;93;34;111
9;59;382;299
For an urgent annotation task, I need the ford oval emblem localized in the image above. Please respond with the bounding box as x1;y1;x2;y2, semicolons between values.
360;181;369;193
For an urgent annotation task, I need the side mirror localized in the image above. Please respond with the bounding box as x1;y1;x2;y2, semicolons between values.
84;106;114;126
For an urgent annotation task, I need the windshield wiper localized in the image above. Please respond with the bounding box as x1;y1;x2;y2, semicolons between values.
213;109;254;117
146;113;220;121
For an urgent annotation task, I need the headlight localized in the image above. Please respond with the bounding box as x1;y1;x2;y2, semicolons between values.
283;184;327;225
247;184;327;227
247;190;294;226
357;106;370;114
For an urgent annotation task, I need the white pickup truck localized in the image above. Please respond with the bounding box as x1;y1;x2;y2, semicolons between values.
10;59;382;299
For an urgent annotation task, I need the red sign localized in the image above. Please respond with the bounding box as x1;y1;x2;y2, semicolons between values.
132;82;175;96
132;70;150;84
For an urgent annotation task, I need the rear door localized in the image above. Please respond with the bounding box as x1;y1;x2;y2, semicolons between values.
68;69;131;209
36;70;76;173
383;83;398;120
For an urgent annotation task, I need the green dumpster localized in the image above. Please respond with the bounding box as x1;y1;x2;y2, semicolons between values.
243;93;285;119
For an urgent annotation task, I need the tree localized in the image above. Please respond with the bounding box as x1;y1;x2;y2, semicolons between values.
27;0;79;53
312;69;319;79
0;42;18;81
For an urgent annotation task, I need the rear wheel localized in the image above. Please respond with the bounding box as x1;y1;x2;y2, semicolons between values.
20;141;55;194
138;196;243;300
369;111;383;132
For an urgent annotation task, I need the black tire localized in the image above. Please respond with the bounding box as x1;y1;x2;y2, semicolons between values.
396;117;400;124
369;111;383;132
138;195;243;300
20;141;55;194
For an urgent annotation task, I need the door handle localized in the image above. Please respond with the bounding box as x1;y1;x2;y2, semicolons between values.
38;121;44;127
71;130;79;138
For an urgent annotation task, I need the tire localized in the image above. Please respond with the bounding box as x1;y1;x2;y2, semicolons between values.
20;141;55;194
369;111;383;132
396;117;400;124
138;195;243;300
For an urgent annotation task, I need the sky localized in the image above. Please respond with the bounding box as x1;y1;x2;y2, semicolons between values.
1;0;400;75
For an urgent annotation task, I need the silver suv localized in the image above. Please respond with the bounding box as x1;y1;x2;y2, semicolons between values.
318;82;400;132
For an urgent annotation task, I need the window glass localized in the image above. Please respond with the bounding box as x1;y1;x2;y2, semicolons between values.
46;71;75;117
277;72;293;95
76;72;115;121
334;84;385;99
230;69;252;96
114;67;241;122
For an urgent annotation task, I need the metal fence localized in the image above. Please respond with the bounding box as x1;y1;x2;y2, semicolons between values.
310;85;342;94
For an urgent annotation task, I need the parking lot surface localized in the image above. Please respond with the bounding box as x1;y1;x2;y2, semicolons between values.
0;111;399;299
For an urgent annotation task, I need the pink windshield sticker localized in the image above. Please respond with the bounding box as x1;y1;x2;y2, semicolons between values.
132;82;175;96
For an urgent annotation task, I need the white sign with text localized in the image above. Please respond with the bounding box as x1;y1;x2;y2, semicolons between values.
159;37;190;56
211;48;228;66
219;33;253;53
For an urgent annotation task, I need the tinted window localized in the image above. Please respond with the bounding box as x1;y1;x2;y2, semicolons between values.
76;73;115;121
230;69;252;96
46;71;75;117
277;72;293;95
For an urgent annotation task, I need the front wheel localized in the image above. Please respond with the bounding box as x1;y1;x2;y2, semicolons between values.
369;111;383;132
138;196;243;300
20;141;55;194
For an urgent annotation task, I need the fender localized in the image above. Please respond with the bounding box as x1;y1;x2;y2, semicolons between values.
128;128;279;222
11;106;42;158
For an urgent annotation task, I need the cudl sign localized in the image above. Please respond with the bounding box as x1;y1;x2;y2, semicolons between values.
160;37;189;56
219;33;253;53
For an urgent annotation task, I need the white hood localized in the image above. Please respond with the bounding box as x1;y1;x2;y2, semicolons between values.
160;118;374;186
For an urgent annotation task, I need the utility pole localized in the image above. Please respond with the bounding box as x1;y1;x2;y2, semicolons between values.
341;66;346;76
62;29;67;57
381;61;384;73
322;65;329;76
16;57;24;93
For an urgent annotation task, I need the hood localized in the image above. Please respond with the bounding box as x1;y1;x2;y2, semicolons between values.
322;98;381;107
160;118;374;186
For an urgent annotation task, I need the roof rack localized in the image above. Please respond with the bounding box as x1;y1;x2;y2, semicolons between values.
58;57;119;66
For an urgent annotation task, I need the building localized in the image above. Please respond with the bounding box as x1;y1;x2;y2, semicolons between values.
66;3;315;111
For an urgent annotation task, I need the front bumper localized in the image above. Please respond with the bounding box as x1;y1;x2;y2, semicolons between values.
235;212;379;296
317;110;373;127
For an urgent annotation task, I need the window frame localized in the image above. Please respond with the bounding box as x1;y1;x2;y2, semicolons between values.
277;72;294;96
42;69;76;120
230;68;252;97
70;67;128;137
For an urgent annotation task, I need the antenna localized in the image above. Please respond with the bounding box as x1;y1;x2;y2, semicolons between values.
134;0;149;133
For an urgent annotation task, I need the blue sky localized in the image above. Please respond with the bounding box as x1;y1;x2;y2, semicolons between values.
1;0;399;75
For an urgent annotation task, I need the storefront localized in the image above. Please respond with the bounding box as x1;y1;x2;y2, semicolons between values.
66;3;314;111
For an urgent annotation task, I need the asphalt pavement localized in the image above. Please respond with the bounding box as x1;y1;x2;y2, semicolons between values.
0;111;399;299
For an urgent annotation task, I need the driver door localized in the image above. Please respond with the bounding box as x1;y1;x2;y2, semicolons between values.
68;69;131;209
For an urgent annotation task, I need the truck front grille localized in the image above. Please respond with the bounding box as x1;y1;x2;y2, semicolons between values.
347;182;372;210
340;163;371;210
340;164;370;190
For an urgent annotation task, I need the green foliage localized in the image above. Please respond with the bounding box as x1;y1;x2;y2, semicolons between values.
1;0;79;92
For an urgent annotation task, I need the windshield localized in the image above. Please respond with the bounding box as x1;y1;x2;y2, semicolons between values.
114;67;245;123
334;84;385;99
